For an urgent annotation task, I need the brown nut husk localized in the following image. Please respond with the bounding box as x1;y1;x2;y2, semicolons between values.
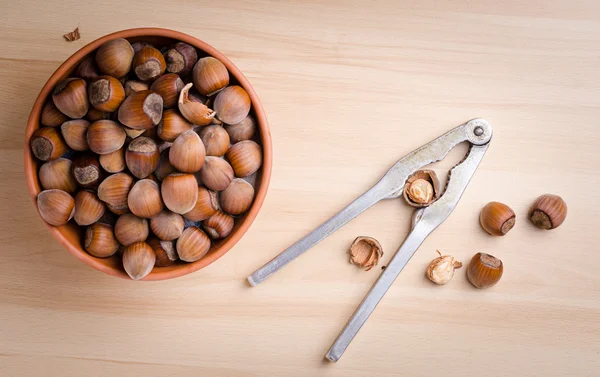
147;236;177;267
184;187;219;221
133;46;166;81
466;252;503;289
214;85;251;125
39;158;77;193
74;190;106;226
30;127;68;161
480;202;516;236
178;83;215;125
127;179;164;218
150;73;184;108
219;178;254;215
225;140;262;178
37;189;75;226
126;137;159;179
122;241;156;280
61;119;90;151
150;210;184;241
86;120;126;155
85;223;119;258
192;57;229;96
157;109;193;142
97;172;134;212
164;42;198;76
197;125;230;157
95;38;134;78
161;173;198;214
169;130;205;173
99;147;126;173
52;78;89;119
348;236;383;271
225;115;256;143
88;75;125;112
41;101;68;127
114;213;149;246
426;250;462;285
176;227;211;262
72;152;104;188
118;90;163;129
530;194;567;230
402;170;440;207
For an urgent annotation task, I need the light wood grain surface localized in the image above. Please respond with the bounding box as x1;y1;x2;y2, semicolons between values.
1;1;599;376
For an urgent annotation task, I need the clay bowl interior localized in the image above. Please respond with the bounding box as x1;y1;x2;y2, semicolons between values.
24;28;272;280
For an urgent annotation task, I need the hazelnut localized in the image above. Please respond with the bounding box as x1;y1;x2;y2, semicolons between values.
95;38;135;77
169;130;206;173
192;57;229;96
88;75;125;112
176;227;211;262
197;156;234;191
60;119;90;151
147;236;177;267
114;213;149;246
107;203;129;215
150;73;184;108
124;80;149;96
403;170;440;207
225;140;262;178
184;187;219;221
99;147;126;173
86;120;126;155
203;211;234;239
37;189;75;226
219;178;255;215
157;109;193;142
178;83;215;125
30;127;68;161
38;158;77;193
84;223;119;258
128;179;164;219
126;137;159;179
197;125;230;157
479;202;516;236
74;190;106;226
123;127;145;139
75;55;100;80
118;90;163;129
85;107;111;122
530;194;567;230
41;101;68;127
133;46;166;81
122;241;156;280
97;172;134;213
150;210;184;241
154;149;177;181
225;115;256;143
466;252;503;289
131;41;153;53
214;85;251;125
425;250;462;285
165;42;198;76
72;152;104;188
52;78;89;119
161;173;198;214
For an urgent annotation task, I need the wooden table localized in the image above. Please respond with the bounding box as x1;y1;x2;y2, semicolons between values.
1;1;599;376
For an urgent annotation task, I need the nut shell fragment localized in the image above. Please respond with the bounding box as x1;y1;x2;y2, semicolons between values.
348;236;383;271
426;250;462;285
403;170;440;207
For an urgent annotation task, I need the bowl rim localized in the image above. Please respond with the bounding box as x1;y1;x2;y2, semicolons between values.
24;27;272;280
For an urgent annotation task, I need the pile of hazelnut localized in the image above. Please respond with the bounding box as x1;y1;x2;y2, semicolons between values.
31;38;262;280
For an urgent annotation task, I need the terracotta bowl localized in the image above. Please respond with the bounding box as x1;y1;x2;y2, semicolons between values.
24;28;272;280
